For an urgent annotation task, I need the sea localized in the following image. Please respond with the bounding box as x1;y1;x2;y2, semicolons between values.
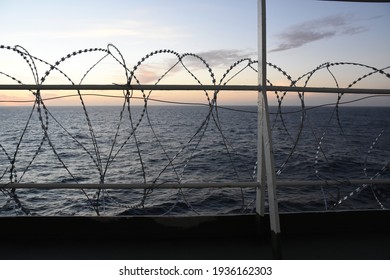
0;105;389;216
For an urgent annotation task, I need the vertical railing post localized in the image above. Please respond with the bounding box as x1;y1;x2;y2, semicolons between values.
256;0;266;218
256;0;282;259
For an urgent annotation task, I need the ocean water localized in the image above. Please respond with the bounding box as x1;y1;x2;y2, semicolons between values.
0;105;389;216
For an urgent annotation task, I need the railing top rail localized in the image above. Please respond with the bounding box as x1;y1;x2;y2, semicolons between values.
0;84;389;94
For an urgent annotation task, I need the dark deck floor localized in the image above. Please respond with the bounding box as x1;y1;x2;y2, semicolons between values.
1;211;389;260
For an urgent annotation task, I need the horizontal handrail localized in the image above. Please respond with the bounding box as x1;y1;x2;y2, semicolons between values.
0;84;389;94
2;179;389;189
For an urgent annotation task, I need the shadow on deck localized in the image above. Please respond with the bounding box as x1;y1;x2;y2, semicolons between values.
1;210;389;260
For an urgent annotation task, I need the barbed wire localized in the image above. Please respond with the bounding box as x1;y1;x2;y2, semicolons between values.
0;44;389;215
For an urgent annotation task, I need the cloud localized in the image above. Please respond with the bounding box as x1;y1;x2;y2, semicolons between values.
14;19;187;41
128;49;257;83
133;67;164;84
270;14;368;52
183;49;257;68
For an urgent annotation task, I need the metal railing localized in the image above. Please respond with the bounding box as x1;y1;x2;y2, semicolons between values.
4;179;389;190
0;84;389;94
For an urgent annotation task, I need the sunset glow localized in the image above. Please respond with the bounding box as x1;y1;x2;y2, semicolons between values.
0;0;389;106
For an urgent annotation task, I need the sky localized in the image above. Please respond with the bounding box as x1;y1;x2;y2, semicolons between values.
0;0;389;106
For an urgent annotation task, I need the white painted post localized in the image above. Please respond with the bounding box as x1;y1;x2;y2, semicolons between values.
257;0;282;259
256;0;266;218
